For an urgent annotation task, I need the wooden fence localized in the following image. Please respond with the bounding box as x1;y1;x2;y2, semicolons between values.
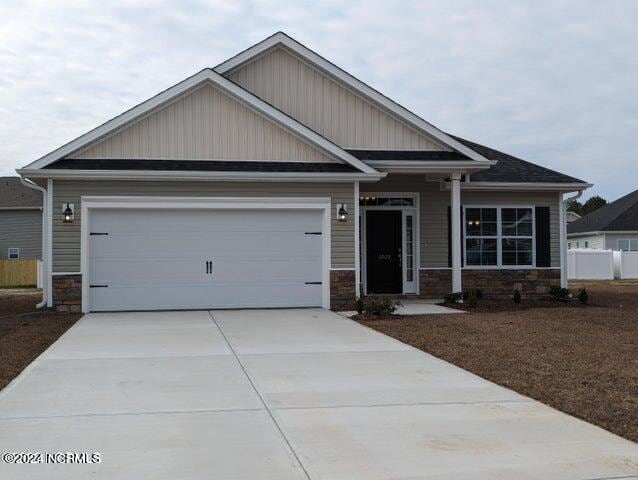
0;259;39;287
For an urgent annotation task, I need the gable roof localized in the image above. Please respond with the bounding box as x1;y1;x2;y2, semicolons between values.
568;190;638;234
0;177;43;208
215;32;492;164
20;68;378;176
450;136;589;185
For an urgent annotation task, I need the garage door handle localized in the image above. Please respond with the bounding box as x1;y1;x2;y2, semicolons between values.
205;261;213;275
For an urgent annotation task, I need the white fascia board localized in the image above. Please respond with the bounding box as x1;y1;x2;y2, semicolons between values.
215;32;492;163
16;168;385;183
366;160;496;173
441;182;593;192
22;68;377;175
0;206;42;210
567;230;638;237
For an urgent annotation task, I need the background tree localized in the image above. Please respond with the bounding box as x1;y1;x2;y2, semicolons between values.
567;199;583;215
582;195;607;215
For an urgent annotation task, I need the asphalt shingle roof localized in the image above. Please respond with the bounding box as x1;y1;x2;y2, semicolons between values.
449;136;588;184
568;190;638;234
345;150;469;161
0;177;43;208
45;158;359;173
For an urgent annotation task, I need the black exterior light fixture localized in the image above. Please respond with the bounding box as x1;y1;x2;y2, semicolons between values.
337;203;348;222
63;203;74;223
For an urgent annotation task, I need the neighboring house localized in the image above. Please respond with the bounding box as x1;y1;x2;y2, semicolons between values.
17;32;591;313
568;190;638;251
0;177;42;260
566;211;581;224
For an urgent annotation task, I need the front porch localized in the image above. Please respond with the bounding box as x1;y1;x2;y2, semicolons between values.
354;174;563;301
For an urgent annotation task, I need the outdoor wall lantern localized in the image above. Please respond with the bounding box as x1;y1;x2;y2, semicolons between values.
337;203;348;222
62;203;74;223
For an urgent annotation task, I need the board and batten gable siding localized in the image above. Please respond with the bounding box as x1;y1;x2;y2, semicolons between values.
51;180;354;272
226;47;449;151
70;84;336;163
361;175;561;268
0;210;42;260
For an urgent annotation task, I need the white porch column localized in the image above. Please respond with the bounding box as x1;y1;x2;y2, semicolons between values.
450;173;462;293
559;192;567;288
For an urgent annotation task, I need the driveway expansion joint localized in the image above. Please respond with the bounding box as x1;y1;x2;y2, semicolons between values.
208;310;312;480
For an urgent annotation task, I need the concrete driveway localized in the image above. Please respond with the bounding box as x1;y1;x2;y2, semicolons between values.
0;309;636;479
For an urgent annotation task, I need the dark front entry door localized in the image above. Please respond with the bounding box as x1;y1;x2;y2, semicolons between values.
366;210;402;294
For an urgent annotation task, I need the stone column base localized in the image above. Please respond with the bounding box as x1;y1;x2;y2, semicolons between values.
52;274;82;313
330;270;356;311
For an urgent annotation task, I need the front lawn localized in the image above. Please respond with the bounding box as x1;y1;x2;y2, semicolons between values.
0;290;81;391
355;281;638;442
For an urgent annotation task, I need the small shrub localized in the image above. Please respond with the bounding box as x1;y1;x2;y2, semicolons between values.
462;288;483;301
549;286;570;302
444;291;463;304
361;296;401;316
513;289;521;304
466;289;479;308
355;296;364;314
577;288;589;305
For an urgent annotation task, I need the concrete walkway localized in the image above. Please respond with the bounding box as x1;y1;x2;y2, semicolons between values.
0;309;636;479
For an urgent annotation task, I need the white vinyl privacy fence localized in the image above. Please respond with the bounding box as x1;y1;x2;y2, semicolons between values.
567;250;614;280
568;249;638;280
613;251;638;279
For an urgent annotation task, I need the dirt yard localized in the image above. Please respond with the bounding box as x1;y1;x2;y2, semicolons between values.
355;281;638;442
0;290;81;391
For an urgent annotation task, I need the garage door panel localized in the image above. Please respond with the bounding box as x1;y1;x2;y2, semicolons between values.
93;209;322;232
90;283;322;311
88;208;325;311
90;258;322;283
91;232;321;258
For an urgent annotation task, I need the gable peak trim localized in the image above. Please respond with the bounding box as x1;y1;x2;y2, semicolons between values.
23;66;377;175
215;32;491;163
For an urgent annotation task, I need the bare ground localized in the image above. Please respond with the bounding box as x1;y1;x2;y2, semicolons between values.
0;290;81;391
355;281;638;442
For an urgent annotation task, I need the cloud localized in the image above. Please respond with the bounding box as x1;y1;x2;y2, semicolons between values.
1;0;636;200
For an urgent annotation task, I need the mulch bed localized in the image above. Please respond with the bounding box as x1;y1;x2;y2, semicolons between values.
355;281;638;443
0;291;81;391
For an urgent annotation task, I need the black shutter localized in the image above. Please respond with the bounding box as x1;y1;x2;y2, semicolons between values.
535;206;551;267
447;206;452;267
460;207;464;266
447;206;464;267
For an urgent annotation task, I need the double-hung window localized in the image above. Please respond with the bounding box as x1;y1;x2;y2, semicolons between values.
464;207;535;267
8;248;20;259
501;208;534;266
465;208;498;266
618;239;638;251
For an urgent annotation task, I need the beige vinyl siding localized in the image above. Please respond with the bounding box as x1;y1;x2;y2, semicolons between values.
0;210;42;260
51;180;354;272
604;233;638;250
362;175;561;268
71;84;336;163
567;234;605;249
226;47;449;151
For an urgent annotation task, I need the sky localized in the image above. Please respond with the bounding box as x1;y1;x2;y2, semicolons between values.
1;0;637;201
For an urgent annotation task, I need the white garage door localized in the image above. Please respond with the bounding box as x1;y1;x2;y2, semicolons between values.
88;208;324;311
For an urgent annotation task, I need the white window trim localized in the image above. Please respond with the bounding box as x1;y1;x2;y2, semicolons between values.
463;205;536;269
80;196;332;313
8;247;20;259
